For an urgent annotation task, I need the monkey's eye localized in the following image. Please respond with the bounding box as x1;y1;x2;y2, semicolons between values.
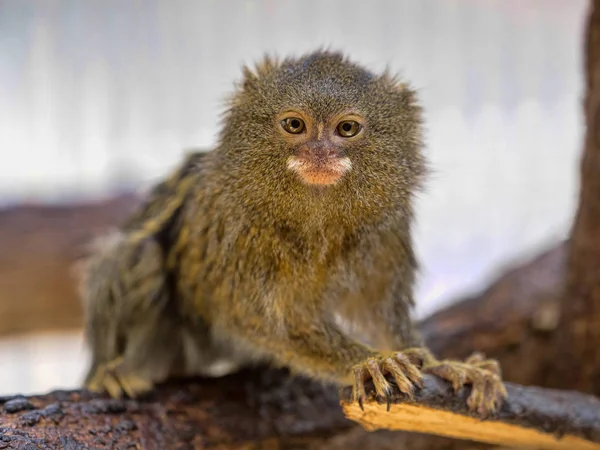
281;117;306;134
336;120;361;138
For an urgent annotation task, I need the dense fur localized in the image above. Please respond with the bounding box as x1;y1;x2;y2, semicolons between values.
82;51;505;415
176;51;426;366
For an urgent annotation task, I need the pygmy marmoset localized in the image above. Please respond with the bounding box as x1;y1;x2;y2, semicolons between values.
80;50;506;415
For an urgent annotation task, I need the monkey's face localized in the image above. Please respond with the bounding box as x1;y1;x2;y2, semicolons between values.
220;51;425;219
277;110;363;186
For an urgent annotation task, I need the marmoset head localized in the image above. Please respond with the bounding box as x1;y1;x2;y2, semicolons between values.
216;50;426;224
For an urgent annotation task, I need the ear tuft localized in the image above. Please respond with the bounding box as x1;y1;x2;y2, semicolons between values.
379;67;407;92
241;54;280;92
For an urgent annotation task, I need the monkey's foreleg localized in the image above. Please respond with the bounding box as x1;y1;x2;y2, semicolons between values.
227;314;424;410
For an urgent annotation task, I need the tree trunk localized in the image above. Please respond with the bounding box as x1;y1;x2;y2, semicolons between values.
554;0;600;394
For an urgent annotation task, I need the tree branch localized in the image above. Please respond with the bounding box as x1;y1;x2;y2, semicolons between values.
340;374;600;450
0;195;138;336
2;365;600;449
0;367;354;449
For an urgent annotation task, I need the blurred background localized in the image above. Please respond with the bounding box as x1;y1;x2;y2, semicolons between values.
0;0;588;395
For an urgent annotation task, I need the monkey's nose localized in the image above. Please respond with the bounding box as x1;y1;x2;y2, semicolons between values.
298;143;338;159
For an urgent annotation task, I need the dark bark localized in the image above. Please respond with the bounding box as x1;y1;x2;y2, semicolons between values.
0;367;353;450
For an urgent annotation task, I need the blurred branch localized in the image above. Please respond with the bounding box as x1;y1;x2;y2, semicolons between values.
422;243;566;388
0;194;139;336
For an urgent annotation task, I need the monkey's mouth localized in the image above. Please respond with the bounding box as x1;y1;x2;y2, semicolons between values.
286;156;352;186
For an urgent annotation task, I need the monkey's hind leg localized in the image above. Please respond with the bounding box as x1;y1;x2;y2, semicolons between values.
86;357;151;400
80;231;182;399
85;313;182;399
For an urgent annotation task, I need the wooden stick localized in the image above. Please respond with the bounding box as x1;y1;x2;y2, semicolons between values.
340;374;600;449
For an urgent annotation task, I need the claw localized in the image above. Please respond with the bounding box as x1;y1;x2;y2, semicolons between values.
424;356;507;417
465;352;503;377
425;362;466;393
383;356;417;398
365;358;391;400
352;364;368;409
85;357;154;399
465;352;486;365
350;351;424;411
393;353;423;389
402;347;437;368
104;372;124;399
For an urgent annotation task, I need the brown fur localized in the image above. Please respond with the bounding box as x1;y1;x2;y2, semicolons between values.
81;50;505;415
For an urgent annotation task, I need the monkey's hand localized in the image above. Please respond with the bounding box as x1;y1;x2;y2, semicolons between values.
351;350;424;411
86;356;155;399
350;348;506;417
422;351;507;417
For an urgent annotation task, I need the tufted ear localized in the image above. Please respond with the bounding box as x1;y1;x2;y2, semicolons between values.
377;66;410;93
241;55;280;92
